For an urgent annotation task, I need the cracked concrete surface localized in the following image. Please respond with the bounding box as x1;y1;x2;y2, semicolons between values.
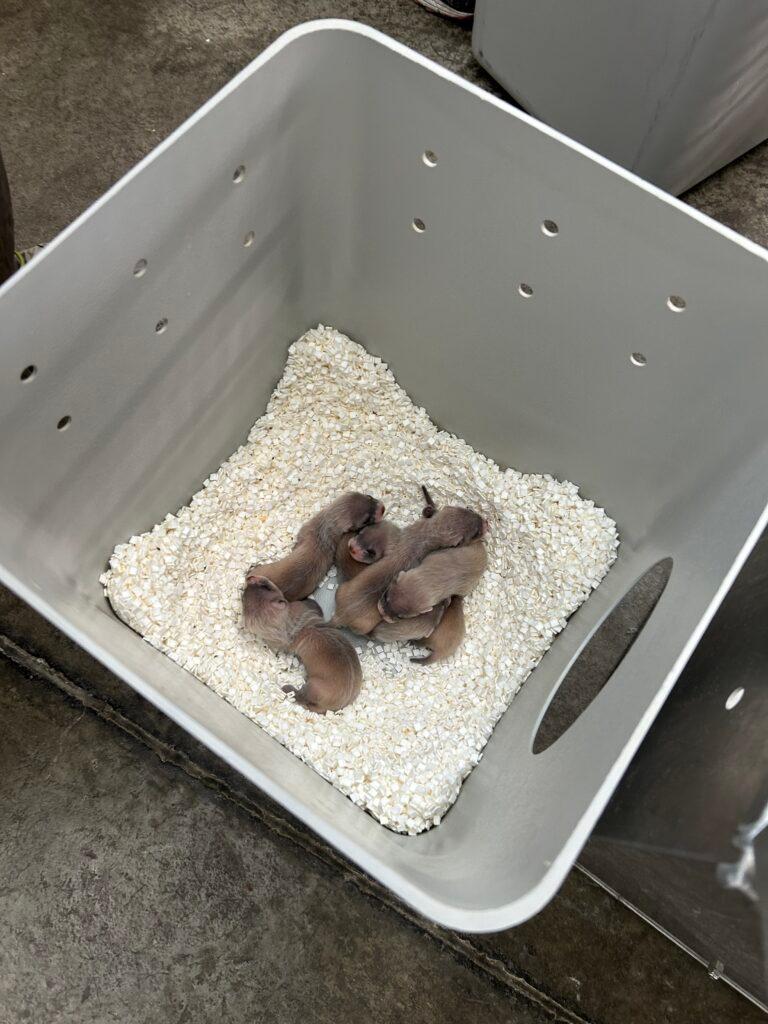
1;1;768;1021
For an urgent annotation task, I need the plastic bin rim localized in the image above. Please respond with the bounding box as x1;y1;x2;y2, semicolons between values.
2;16;768;306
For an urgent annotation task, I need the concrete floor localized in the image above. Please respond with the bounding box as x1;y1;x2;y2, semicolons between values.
3;659;551;1024
1;1;768;1022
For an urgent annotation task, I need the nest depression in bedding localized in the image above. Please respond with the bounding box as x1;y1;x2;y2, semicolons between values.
102;325;618;834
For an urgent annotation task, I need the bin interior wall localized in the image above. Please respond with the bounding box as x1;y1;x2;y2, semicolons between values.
3;30;767;593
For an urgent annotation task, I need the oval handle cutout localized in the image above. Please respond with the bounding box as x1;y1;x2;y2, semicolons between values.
532;557;673;754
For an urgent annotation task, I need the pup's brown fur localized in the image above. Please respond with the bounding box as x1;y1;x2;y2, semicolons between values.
411;596;466;664
254;491;384;601
378;540;488;621
332;501;486;636
371;599;448;643
334;521;402;580
242;571;362;714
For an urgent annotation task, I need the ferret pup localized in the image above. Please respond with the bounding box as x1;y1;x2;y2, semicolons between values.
242;571;362;714
411;596;465;664
253;491;384;601
371;599;448;643
332;492;486;636
378;540;487;621
334;521;402;581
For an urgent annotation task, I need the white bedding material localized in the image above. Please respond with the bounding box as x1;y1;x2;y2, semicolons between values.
102;326;618;834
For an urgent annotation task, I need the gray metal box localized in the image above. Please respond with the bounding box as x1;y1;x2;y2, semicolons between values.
473;0;768;195
2;20;768;931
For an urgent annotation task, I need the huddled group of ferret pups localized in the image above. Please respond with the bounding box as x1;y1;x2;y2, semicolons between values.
241;487;488;715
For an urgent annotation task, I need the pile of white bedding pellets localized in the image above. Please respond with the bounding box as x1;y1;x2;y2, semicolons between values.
102;325;619;834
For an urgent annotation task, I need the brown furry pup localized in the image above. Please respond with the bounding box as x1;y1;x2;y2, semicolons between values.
242;571;362;714
411;596;465;664
254;491;384;601
334;521;402;581
332;493;487;636
378;540;487;621
371;599;448;643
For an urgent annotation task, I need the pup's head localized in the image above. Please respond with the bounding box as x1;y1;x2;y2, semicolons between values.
242;570;286;615
377;587;398;622
377;572;430;622
430;506;488;547
348;521;397;565
336;491;385;532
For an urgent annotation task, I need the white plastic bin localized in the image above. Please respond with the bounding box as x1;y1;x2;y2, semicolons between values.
2;21;768;931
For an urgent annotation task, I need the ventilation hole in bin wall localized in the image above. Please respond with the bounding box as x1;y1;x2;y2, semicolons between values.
725;687;745;710
233;165;245;184
422;150;438;167
155;318;168;335
243;231;255;247
133;259;147;278
57;416;72;432
20;365;37;382
541;219;559;237
518;283;533;297
412;217;426;233
532;557;673;754
630;352;647;367
667;295;687;312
